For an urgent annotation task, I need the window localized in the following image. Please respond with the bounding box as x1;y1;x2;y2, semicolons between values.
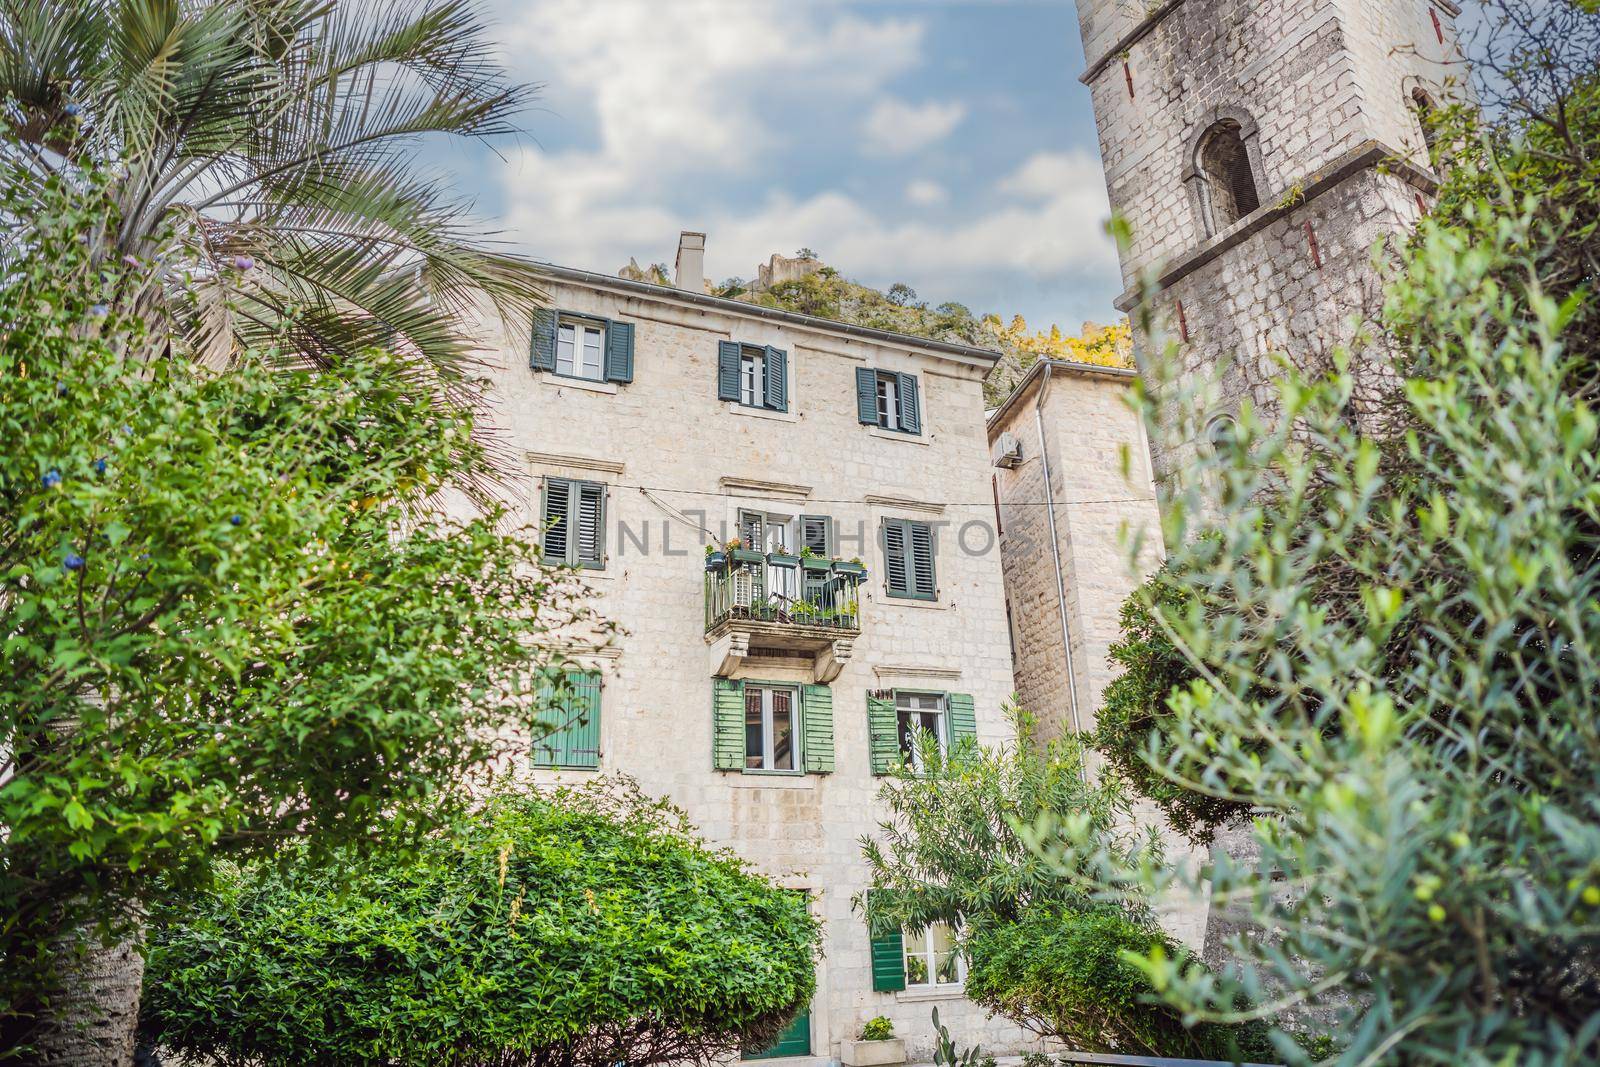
532;669;601;769
856;367;921;434
541;477;606;569
896;691;947;772
556;319;605;381
1196;118;1260;234
882;518;936;600
1204;414;1238;454
531;310;633;383
1412;87;1439;161
718;340;788;412
904;921;965;988
744;683;799;771
739;510;799;601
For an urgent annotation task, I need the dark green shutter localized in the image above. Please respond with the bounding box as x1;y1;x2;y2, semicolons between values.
802;685;834;773
764;346;787;411
718;341;742;401
800;515;831;557
868;692;899;775
530;309;558;371
604;320;634;383
574;482;606;569
856;367;878;424
883;519;910;597
542;478;571;562
713;678;745;770
897;372;921;434
909;521;936;599
868;892;907;992
947;692;976;750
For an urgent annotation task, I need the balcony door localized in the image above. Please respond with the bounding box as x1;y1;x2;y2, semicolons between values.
738;510;799;604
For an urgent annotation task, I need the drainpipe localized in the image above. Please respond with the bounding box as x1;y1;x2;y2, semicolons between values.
1033;363;1085;739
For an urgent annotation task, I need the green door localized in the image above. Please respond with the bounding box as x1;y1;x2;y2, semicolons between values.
745;1004;811;1059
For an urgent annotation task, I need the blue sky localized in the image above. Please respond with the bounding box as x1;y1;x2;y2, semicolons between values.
437;0;1117;330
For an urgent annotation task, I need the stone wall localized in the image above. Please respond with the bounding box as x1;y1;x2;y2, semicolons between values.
475;273;1041;1062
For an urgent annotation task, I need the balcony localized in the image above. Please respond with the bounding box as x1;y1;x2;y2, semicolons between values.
704;550;865;683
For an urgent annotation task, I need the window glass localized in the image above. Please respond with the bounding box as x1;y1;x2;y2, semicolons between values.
895;691;946;772
875;373;899;430
904;921;965;989
745;684;799;771
740;347;766;407
556;320;605;380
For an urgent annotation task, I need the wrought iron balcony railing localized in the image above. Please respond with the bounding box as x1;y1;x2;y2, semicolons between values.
703;551;865;633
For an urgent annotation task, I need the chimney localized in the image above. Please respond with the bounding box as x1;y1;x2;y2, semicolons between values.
674;231;706;292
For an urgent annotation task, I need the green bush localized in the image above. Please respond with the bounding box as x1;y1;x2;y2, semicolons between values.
964;907;1273;1061
860;1017;894;1042
142;780;819;1067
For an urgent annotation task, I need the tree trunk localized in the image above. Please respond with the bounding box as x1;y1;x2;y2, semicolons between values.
27;917;144;1066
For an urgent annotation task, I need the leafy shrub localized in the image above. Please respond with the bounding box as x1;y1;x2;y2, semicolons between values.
142;780;819;1067
964;907;1273;1060
860;1017;894;1041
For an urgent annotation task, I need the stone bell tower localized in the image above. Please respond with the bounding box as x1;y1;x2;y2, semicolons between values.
1073;0;1463;485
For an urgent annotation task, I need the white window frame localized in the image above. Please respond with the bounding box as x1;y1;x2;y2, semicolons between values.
904;920;966;990
895;690;947;773
744;683;801;773
556;317;606;382
875;372;900;430
739;345;766;408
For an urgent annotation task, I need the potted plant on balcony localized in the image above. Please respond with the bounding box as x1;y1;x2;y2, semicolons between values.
799;545;833;573
833;556;867;578
841;1016;905;1067
767;547;801;569
704;543;727;572
729;537;765;566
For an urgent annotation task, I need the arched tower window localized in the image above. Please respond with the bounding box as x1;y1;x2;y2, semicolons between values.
1411;88;1439;160
1195;119;1261;235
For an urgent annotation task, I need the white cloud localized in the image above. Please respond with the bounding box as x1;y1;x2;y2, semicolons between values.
905;179;948;206
861;98;967;157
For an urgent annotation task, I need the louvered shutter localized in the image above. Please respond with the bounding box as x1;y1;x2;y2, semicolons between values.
856;367;879;424
946;692;976;751
763;345;788;411
801;685;834;773
883;520;910;597
800;515;831;557
532;670;601;769
574;482;605;568
868;692;900;775
713;678;745;770
867;891;907;992
897;372;921;434
909;521;936;599
541;478;571;562
739;510;764;551
717;340;742;401
530;309;557;371
604;320;634;383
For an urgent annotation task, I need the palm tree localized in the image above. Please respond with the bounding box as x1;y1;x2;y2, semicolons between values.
0;2;543;1059
0;0;543;414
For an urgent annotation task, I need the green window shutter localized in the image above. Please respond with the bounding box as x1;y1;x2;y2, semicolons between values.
604;320;634;383
763;345;788;411
867;892;907;992
713;678;745;770
530;309;557;371
947;692;976;750
541;477;571;562
909;521;936;599
882;519;910;597
855;367;878;424
574;481;606;569
800;515;832;557
897;372;921;434
718;340;742;401
532;670;601;769
801;685;834;773
868;692;900;775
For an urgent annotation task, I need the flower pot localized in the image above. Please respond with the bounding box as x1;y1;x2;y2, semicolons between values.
767;552;801;567
731;548;766;565
840;1039;906;1067
704;552;726;571
833;560;867;577
800;556;833;572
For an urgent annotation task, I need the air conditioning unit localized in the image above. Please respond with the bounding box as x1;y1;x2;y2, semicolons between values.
992;431;1023;469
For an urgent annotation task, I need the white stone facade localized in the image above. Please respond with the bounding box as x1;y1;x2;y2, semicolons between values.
476;265;1043;1064
1073;0;1462;483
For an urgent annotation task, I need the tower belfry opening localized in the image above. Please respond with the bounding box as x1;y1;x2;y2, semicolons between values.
1197;119;1260;233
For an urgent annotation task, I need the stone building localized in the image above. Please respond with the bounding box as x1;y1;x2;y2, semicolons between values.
475;232;1043;1064
1072;0;1461;484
